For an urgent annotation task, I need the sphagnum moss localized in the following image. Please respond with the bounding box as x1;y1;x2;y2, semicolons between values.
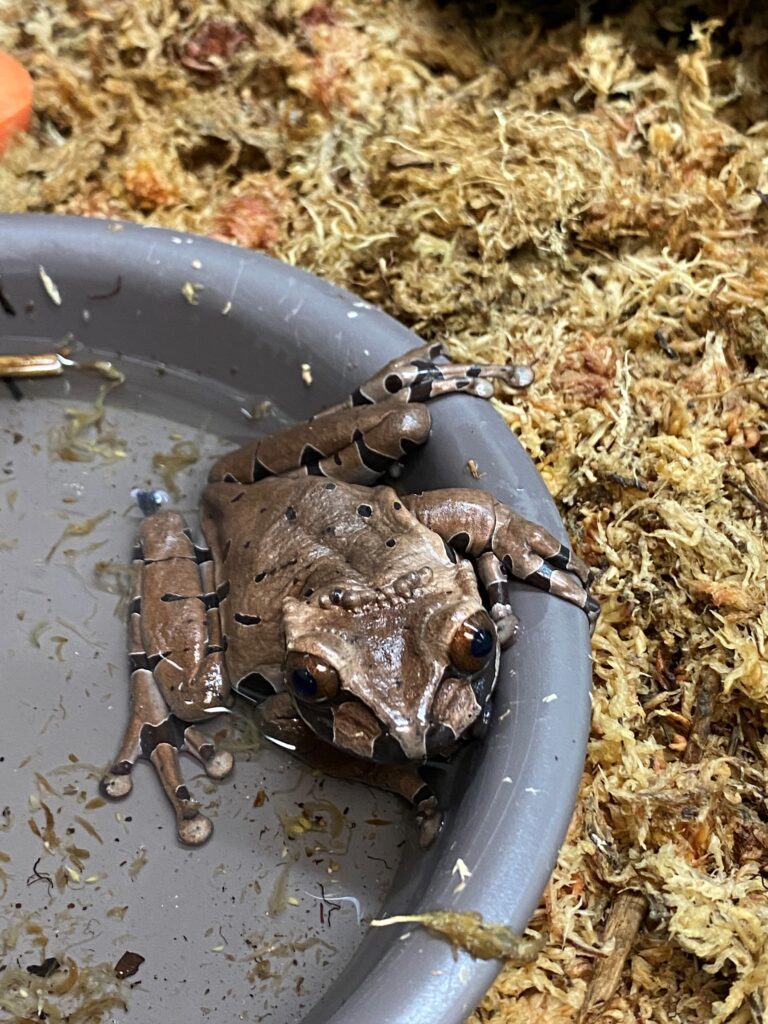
2;3;768;1021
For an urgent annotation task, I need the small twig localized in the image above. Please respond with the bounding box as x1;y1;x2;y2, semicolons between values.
683;669;719;764
736;483;768;516
599;471;650;492
654;328;678;359
577;890;647;1023
0;352;65;378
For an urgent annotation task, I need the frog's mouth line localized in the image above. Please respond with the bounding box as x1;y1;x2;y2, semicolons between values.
294;667;496;764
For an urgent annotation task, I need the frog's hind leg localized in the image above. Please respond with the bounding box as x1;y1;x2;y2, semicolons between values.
306;404;435;484
101;509;234;845
100;669;218;845
209;401;434;485
208;344;534;485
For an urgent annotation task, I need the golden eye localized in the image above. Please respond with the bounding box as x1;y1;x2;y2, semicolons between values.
285;651;340;702
449;611;496;674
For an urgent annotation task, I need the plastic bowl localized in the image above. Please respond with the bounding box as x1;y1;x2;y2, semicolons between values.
0;214;591;1024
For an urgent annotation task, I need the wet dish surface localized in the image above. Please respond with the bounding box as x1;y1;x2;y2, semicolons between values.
0;214;592;1024
1;357;407;1022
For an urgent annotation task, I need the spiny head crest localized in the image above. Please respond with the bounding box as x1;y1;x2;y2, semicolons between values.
317;566;433;612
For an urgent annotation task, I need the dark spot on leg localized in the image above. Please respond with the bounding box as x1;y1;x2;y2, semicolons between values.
244;539;251;549
300;444;324;473
410;381;432;401
230;491;245;503
234;613;262;625
354;430;392;473
324;482;336;490
357;504;372;517
449;531;470;554
129;652;150;672
221;538;231;560
160;593;187;603
304;588;314;598
139;716;186;757
547;543;573;570
129;596;141;615
236;672;277;703
285;506;297;521
351;386;373;406
195;543;212;564
254;571;267;583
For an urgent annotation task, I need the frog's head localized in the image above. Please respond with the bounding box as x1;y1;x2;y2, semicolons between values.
281;560;499;763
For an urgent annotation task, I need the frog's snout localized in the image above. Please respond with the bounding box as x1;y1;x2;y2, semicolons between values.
423;672;488;755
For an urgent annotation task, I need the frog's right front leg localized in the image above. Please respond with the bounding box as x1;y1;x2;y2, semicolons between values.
100;510;234;846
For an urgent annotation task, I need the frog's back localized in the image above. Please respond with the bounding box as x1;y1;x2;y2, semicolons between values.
200;476;452;680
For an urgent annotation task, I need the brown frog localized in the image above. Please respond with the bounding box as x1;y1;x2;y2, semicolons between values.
99;343;598;846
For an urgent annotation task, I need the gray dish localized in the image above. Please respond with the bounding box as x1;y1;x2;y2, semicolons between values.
0;214;591;1024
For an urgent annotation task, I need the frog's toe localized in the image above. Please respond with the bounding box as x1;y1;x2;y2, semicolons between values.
490;602;519;648
203;749;235;779
177;812;213;846
182;725;235;779
415;795;443;849
468;379;494;399
100;764;134;800
505;364;534;389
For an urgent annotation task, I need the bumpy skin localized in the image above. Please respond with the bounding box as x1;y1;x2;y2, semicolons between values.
101;343;597;846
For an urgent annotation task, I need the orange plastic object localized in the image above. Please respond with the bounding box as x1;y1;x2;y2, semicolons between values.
0;52;33;154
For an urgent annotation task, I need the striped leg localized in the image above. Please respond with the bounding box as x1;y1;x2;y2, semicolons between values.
100;510;234;845
403;489;599;629
208;344;533;485
321;342;533;411
209;399;431;483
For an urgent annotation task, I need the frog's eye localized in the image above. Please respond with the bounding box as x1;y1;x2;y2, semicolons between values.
285;652;340;702
449;611;496;674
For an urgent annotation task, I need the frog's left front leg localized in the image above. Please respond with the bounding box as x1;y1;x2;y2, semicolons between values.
403;489;599;628
258;693;442;847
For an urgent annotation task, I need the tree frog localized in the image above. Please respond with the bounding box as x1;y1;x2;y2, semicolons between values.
100;343;598;846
